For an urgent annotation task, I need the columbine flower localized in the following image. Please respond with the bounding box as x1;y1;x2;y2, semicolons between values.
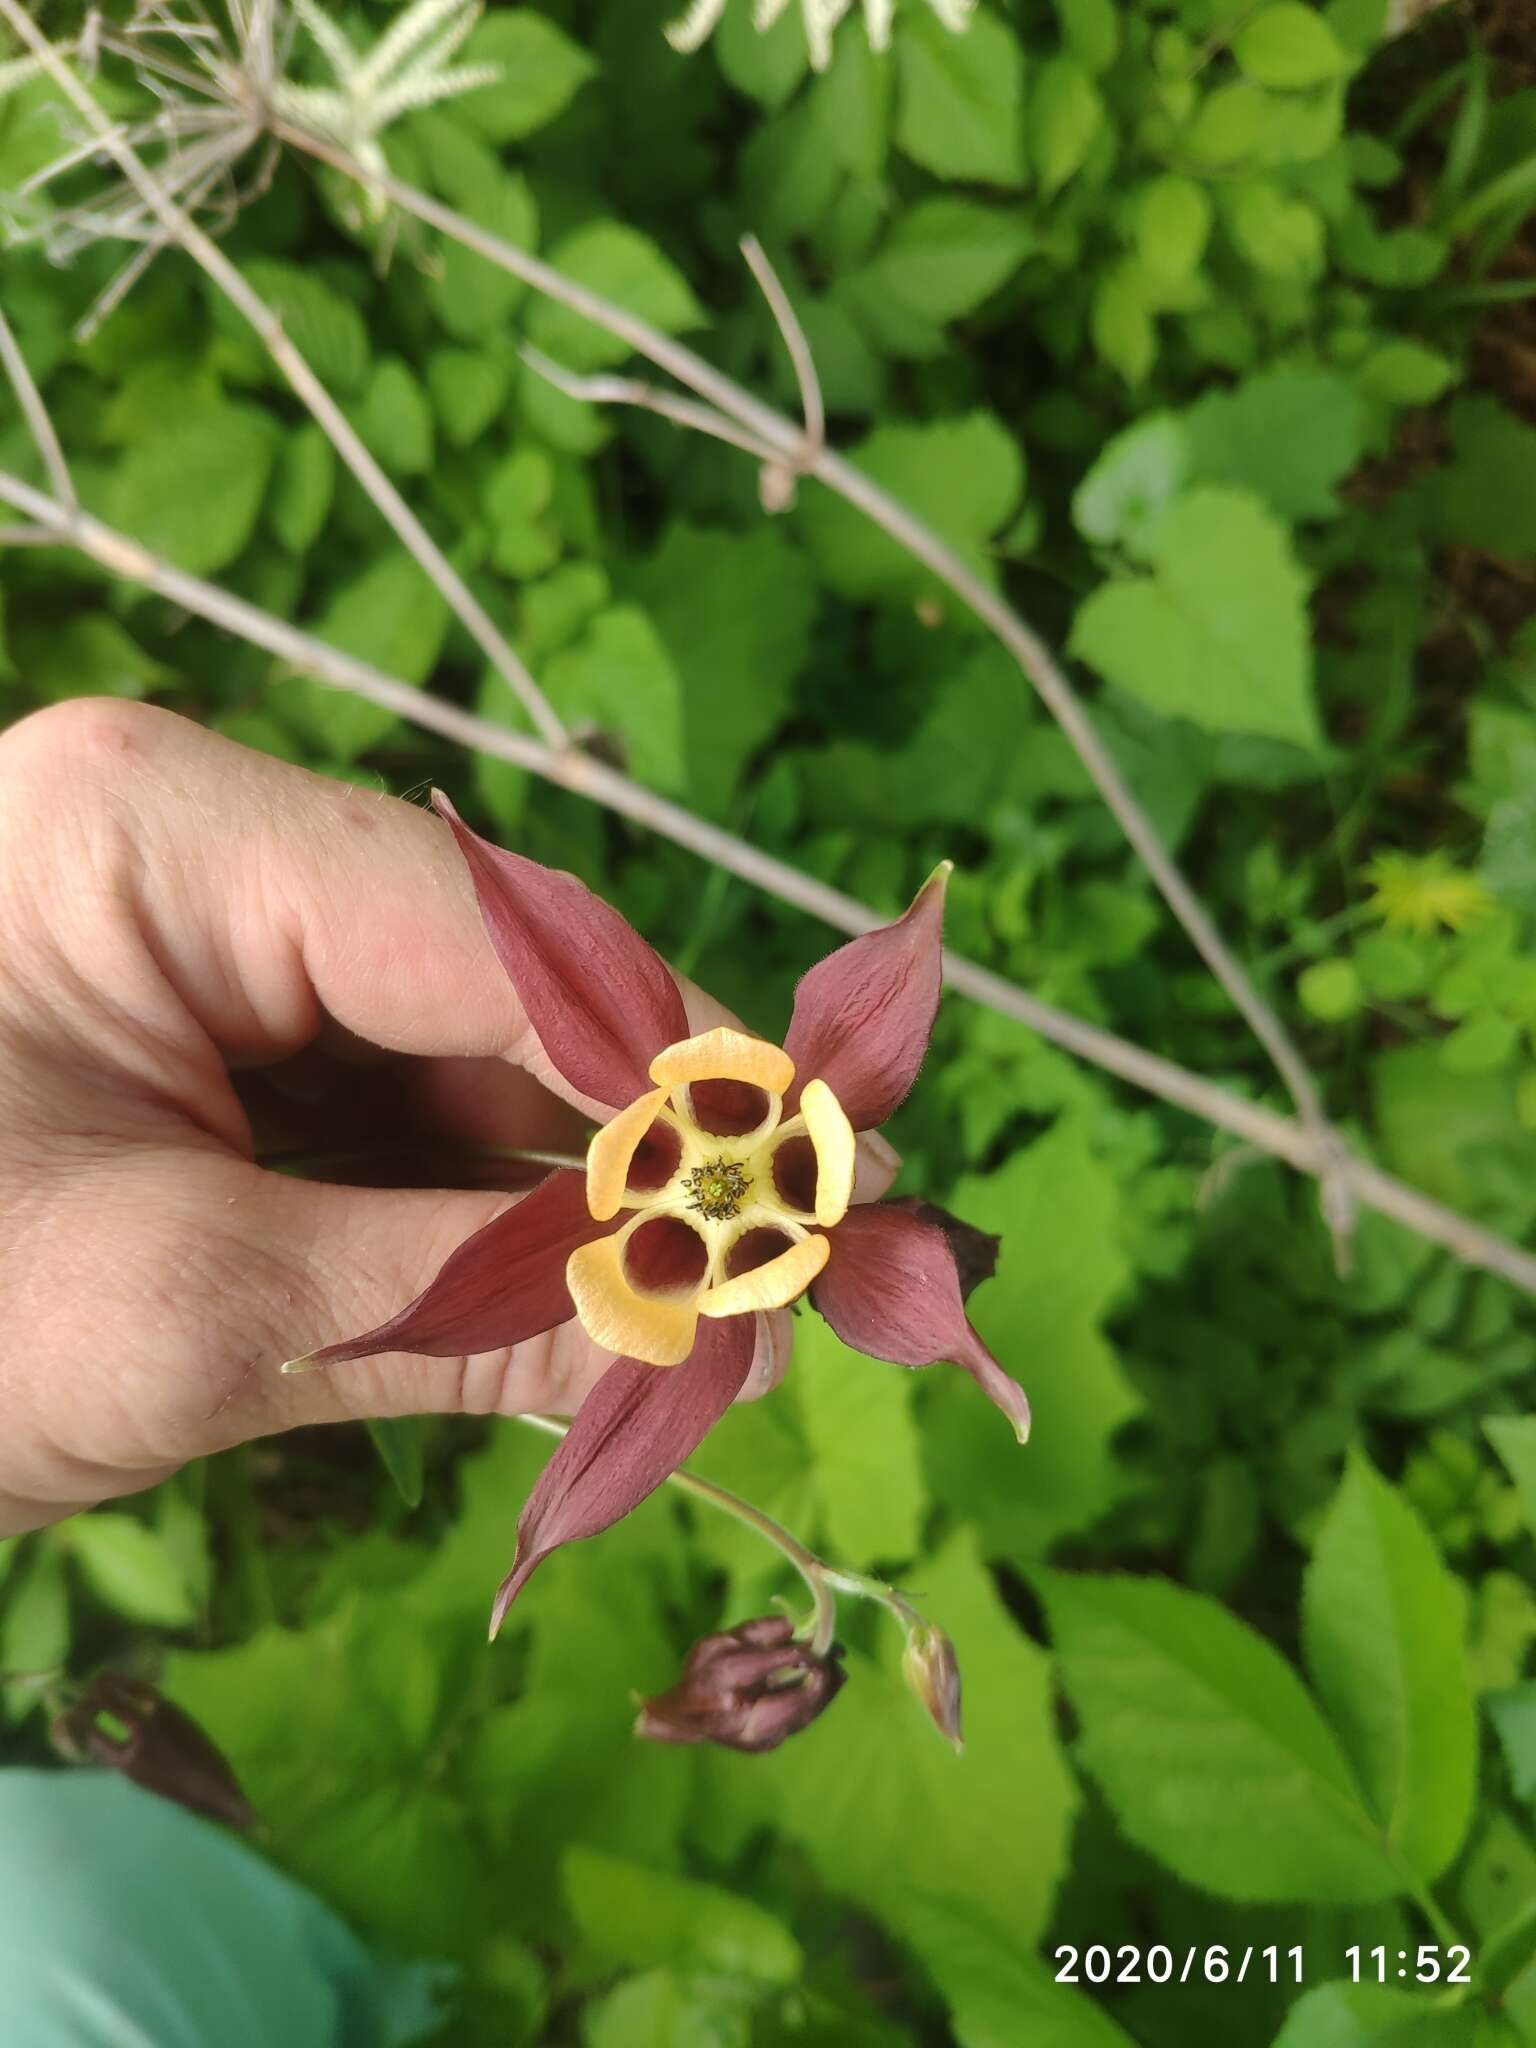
635;1616;844;1752
290;793;1029;1637
1365;850;1494;936
665;0;974;73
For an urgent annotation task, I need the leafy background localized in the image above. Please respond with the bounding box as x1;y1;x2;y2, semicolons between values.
3;0;1536;2040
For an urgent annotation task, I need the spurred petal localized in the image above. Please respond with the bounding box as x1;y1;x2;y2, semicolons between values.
799;1078;855;1226
698;1232;829;1319
433;792;688;1109
566;1231;701;1367
783;865;950;1130
649;1026;794;1096
489;1316;754;1634
587;1086;669;1221
286;1168;604;1371
812;1201;1030;1442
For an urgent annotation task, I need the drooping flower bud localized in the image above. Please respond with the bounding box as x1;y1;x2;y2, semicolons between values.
901;1620;964;1752
635;1616;845;1754
50;1674;257;1831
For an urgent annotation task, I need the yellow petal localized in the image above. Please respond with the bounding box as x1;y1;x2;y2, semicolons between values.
566;1233;701;1368
799;1078;855;1227
585;1087;669;1222
649;1025;794;1096
698;1232;830;1320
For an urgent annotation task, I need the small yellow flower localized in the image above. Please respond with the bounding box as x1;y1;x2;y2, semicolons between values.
1365;851;1494;936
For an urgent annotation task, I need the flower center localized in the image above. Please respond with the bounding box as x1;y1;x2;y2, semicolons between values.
684;1156;752;1222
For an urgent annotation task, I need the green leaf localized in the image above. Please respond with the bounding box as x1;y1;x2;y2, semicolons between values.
923;1121;1138;1557
267;422;335;555
901;1900;1138;2048
10;612;174;703
1054;0;1119;75
1;1543;68;1724
895;5;1027;187
861;199;1033;322
486;446;561;579
458;9;595;142
1038;1569;1402;1903
1486;1417;1536;1535
715;0;808;107
280;551;448;760
562;1847;801;1985
106;404;275;575
582;1970;753;2048
1136;173;1213;279
544;605;686;791
347;356;433;478
797;411;1023;602
165;1597;510;1958
1070;485;1319;747
232;259;371;396
1357;339;1457;406
1183;367;1367;521
63;1513;196;1628
700;1528;1077;1950
1300;958;1364;1021
366;1418;426;1509
1427;397;1536;560
1489;1686;1536;1805
1302;1453;1476;1883
426;171;538;344
1234;3;1352;88
1224;181;1325;278
1270;1981;1490;2045
1091;267;1156;385
1073;412;1190;549
792;1315;926;1564
529;225;705;374
1030;55;1104;196
426;347;513;449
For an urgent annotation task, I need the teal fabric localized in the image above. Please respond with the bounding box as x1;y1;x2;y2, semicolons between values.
0;1770;444;2047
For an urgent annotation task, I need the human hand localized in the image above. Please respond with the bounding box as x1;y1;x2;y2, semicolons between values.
0;701;880;1534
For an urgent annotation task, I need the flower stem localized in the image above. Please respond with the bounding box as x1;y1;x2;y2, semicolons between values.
515;1412;843;1651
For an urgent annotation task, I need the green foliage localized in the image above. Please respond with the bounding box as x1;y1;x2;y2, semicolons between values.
1302;1454;1476;1882
1071;487;1319;747
1039;1569;1402;1903
5;0;1535;2040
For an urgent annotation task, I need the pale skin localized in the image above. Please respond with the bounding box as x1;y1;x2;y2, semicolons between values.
0;700;893;1537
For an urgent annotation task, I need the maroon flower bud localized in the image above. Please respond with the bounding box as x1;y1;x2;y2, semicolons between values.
901;1620;964;1751
50;1674;257;1832
635;1616;845;1754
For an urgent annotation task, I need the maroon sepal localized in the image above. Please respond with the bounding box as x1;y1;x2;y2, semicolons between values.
635;1615;845;1753
51;1674;257;1831
488;1315;756;1637
813;1201;1030;1442
783;867;948;1130
297;1167;609;1370
434;792;689;1109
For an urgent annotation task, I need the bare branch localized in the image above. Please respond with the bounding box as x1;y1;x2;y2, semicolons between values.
275;126;1350;1256
0;4;569;757
740;233;824;457
0;307;76;512
519;344;783;466
1;459;1527;1300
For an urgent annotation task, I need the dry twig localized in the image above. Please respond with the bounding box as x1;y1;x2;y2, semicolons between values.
0;461;1530;1299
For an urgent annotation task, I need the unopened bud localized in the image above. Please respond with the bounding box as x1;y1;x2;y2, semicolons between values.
51;1674;256;1831
901;1620;963;1751
635;1616;844;1755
